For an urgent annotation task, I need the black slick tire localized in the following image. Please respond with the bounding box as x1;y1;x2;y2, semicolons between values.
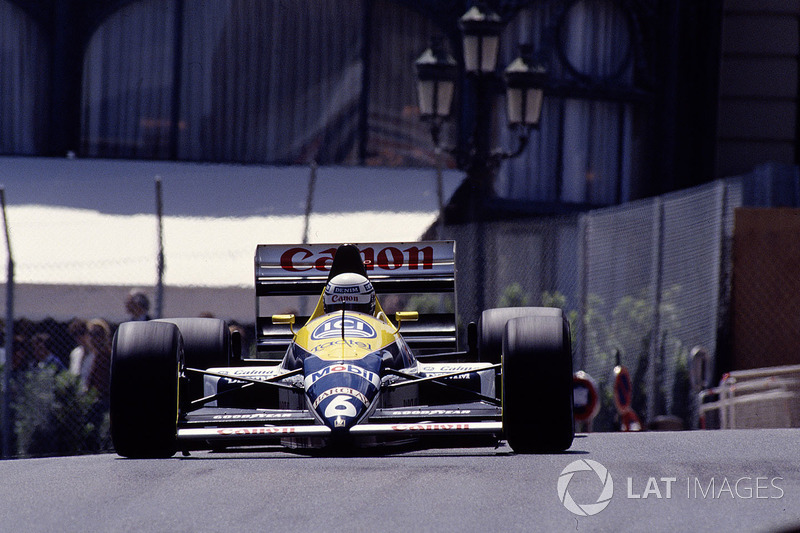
110;321;182;458
502;312;574;453
156;318;230;402
478;307;563;364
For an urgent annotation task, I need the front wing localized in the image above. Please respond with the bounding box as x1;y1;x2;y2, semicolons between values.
176;403;502;448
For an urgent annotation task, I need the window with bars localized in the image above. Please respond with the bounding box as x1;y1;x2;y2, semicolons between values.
3;0;654;207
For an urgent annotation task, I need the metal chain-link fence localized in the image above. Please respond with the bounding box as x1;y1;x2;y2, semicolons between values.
1;317;115;458
0;315;256;459
442;171;799;432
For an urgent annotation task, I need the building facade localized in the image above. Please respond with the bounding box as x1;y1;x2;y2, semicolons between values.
1;0;797;209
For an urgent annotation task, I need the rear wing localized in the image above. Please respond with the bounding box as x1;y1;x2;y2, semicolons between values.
255;241;457;356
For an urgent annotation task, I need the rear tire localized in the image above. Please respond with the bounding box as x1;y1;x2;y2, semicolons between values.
110;321;181;458
502;312;574;453
478;307;563;364
156;318;230;402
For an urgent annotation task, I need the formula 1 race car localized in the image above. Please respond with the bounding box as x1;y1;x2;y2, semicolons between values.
109;242;574;457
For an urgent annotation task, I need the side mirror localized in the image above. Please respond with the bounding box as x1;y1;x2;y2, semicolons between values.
272;314;296;335
393;311;419;333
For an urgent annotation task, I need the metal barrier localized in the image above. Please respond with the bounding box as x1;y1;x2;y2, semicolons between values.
447;165;800;431
699;365;800;429
444;181;730;430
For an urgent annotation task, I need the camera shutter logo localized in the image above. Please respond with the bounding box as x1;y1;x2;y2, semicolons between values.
557;459;614;516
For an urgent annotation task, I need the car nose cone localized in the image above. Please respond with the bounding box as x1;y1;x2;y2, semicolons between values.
304;355;382;432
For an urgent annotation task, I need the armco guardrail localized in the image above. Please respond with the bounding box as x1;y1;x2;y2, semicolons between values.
699;364;800;429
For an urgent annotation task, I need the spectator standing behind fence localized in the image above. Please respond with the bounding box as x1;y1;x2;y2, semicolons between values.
31;332;66;371
68;318;89;376
87;319;112;402
12;334;33;374
11;319;35;373
69;318;111;396
125;289;151;321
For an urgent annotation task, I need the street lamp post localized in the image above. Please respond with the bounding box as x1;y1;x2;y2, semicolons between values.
414;37;457;149
414;4;547;319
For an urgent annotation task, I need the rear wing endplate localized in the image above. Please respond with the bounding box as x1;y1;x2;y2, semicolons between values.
255;241;457;355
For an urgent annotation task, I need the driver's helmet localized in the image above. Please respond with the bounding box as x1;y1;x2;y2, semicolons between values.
323;273;376;315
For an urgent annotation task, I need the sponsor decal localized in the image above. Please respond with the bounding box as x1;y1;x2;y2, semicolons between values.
280;245;435;272
311;387;370;409
311;316;376;340
419;364;491;374
213;367;283;384
212;413;293;420
216;427;296;436
432;373;473;381
279;246;336;272
304;364;380;389
390;409;471;415
391;423;470;431
329;294;363;304
309;339;373;353
225;368;281;376
334;285;363;294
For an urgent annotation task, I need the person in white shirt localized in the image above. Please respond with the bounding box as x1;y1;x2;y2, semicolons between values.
68;318;89;378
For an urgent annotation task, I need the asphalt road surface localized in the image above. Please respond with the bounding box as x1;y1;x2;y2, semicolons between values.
1;429;799;533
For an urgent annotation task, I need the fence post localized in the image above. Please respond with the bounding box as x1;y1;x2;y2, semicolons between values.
155;177;164;319
577;214;589;371
710;181;727;383
648;198;666;423
1;188;14;458
302;161;317;245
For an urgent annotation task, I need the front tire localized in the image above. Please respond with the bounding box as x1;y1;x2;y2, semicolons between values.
156;318;230;402
502;312;574;453
478;307;563;364
110;321;182;458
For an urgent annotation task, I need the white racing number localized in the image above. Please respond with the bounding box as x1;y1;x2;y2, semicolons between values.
323;395;358;418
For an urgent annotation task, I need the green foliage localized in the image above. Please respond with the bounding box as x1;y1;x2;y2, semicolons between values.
541;290;566;309
499;282;530;307
13;367;107;457
406;294;454;314
542;290;579;346
540;286;691;431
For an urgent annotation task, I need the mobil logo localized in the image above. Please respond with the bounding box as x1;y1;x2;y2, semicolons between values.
280;245;435;272
304;363;381;389
311;315;377;340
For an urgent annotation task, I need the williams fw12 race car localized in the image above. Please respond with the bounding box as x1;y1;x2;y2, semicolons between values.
109;242;574;457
